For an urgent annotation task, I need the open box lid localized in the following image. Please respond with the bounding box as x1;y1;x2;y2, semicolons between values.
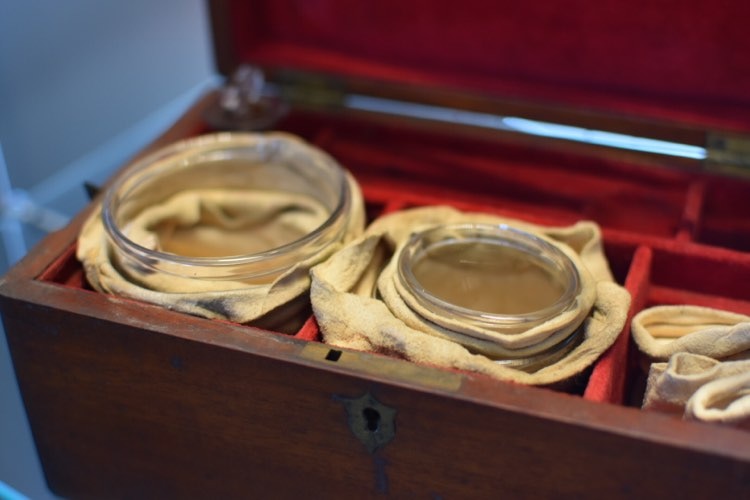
208;0;750;175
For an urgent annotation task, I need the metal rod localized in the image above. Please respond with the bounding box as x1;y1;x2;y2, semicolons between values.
345;95;707;160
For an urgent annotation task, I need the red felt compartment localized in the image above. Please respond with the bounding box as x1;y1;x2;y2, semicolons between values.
649;243;750;307
696;178;750;252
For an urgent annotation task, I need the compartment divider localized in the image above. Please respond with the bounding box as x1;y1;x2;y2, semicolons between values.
584;245;652;404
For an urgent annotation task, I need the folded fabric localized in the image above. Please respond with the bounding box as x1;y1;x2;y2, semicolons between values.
642;352;750;414
631;305;750;361
685;371;750;430
77;134;365;332
311;206;630;385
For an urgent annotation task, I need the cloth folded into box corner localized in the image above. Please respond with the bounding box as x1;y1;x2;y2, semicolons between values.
636;305;750;429
632;305;750;362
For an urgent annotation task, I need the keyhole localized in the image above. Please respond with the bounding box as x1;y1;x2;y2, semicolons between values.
363;407;381;432
336;392;396;453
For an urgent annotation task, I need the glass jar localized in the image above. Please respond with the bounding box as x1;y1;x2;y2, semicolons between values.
397;223;586;371
102;132;353;285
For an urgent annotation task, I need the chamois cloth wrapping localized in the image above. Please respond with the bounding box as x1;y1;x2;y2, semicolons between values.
77;168;364;332
642;353;750;414
310;206;630;385
634;305;750;426
685;371;750;429
631;305;750;362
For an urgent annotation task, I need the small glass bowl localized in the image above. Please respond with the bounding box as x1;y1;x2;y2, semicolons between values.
397;223;584;370
102;132;352;284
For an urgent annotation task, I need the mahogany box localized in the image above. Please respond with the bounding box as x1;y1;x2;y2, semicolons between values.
3;1;750;497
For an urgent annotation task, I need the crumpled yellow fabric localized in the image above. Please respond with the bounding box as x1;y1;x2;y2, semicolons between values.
77;134;364;332
635;305;750;428
632;305;750;361
643;352;750;414
311;206;630;385
685;371;750;429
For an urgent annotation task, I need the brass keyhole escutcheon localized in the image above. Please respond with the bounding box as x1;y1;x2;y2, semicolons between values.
335;392;396;453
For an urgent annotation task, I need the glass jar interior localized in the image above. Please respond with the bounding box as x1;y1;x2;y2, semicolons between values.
410;239;568;315
398;223;581;333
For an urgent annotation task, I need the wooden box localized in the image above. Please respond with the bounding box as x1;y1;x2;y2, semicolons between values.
3;1;750;497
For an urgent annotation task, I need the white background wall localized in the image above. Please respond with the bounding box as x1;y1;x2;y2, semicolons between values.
0;1;216;497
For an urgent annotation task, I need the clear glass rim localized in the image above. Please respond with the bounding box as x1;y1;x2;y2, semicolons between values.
493;324;585;371
397;223;581;329
102;132;350;273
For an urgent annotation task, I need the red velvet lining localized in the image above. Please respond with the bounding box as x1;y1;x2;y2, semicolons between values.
697;178;750;251
295;315;320;342
227;0;750;132
298;112;693;237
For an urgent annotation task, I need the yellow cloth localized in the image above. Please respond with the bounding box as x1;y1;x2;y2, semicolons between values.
77;133;364;332
635;305;750;428
632;305;750;361
311;206;630;385
643;352;750;414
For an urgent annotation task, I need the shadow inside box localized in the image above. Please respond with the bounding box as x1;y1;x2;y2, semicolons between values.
696;177;750;252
